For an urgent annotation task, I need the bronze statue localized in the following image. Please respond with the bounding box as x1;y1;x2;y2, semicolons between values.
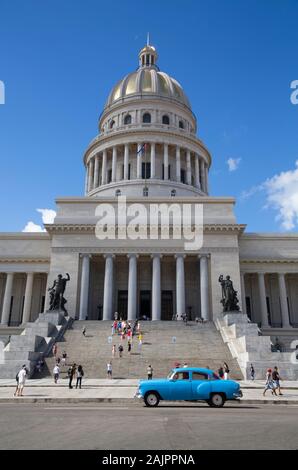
218;274;240;312
48;273;70;314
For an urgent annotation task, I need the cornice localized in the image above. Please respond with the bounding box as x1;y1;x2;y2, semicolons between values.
240;258;298;264
0;233;50;241
45;223;245;235
0;257;50;264
51;246;239;255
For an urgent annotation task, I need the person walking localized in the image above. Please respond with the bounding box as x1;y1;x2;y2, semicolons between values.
128;340;132;354
16;365;27;396
118;344;123;358
107;361;112;379
250;363;255;381
263;368;278;396
223;362;230;380
76;365;84;389
52;342;58;359
62;351;67;367
272;366;283;396
53;364;60;384
147;364;153;380
112;344;116;358
82;326;86;337
68;363;76;389
13;371;19;397
218;366;224;379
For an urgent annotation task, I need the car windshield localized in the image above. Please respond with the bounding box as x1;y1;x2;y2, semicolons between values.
167;370;175;380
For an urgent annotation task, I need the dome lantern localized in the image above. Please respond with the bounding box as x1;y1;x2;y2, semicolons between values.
138;34;158;68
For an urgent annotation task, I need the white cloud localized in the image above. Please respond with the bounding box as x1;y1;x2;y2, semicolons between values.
22;208;56;233
22;221;45;233
241;161;298;230
36;208;56;224
263;161;298;230
227;158;241;172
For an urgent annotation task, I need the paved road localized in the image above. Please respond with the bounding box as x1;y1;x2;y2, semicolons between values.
0;403;297;450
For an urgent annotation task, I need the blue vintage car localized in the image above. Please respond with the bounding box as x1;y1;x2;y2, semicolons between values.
135;367;242;407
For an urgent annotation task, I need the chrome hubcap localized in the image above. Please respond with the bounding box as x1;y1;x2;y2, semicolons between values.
147;394;157;405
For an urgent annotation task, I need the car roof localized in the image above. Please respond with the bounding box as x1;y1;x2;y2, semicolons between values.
172;367;214;375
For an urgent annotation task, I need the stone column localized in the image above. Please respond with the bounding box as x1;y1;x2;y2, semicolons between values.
278;273;291;328
127;254;138;321
103;255;114;321
200;255;209;321
186;149;192;185
195;154;201;189
79;254;91;321
200;159;206;193
205;164;209;194
87;158;94;192
22;272;34;324
240;272;247;316
176;146;181;182
112;146;117;182
152;254;162;321
101;150;107;185
137;143;142;179
124;144;129;180
163;143;169;180
258;273;269;327
1;273;14;325
175;255;185;320
43;273;50;312
93;155;100;189
84;169;88;195
150;143;156;178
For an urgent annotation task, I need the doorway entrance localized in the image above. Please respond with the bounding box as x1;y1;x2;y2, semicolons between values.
139;290;151;320
161;290;174;320
117;290;128;320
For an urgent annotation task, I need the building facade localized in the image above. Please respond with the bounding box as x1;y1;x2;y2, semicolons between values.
0;44;298;338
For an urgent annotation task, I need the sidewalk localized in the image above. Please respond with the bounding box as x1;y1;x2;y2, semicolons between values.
0;379;298;404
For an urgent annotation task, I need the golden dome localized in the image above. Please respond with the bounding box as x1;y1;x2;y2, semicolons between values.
105;44;191;109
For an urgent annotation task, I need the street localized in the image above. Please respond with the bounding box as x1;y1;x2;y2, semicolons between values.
0;403;297;450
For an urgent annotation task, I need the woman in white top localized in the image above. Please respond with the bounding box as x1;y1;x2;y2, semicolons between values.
53;364;60;383
17;366;27;396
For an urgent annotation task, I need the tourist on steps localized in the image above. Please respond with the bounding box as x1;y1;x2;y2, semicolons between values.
76;365;84;389
107;361;112;379
147;365;153;380
53;364;60;384
223;362;230;380
68;363;76;389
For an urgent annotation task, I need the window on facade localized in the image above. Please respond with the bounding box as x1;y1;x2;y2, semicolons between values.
162;115;170;125
162;164;171;180
143;113;151;123
171;189;176;197
143;186;149;197
107;169;112;184
245;297;252;321
124;114;132;125
115;189;121;197
179;120;184;129
110;120;115;129
180;169;186;184
142;162;151;179
122;164;131;180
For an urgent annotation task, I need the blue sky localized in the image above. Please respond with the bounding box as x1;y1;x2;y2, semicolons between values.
0;0;298;232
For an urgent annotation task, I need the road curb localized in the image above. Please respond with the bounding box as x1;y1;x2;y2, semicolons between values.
0;398;297;405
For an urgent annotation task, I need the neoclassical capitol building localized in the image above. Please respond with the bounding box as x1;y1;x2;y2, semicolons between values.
0;44;297;378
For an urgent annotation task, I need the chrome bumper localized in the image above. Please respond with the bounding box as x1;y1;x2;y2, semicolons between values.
134;392;143;401
233;390;243;399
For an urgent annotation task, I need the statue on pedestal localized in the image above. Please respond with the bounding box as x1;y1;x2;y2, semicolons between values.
48;273;70;315
218;274;240;312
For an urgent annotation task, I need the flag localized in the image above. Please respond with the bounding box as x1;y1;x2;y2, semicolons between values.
137;143;147;156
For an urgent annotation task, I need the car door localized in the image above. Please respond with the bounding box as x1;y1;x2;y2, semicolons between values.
169;371;192;400
191;372;211;400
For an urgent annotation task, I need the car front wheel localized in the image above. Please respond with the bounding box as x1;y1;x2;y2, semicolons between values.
144;392;160;407
207;393;225;408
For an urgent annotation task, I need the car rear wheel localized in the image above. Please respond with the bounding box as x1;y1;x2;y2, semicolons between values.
144;392;160;407
207;393;225;408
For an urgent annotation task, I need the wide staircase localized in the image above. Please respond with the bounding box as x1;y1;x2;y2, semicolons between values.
40;321;243;380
